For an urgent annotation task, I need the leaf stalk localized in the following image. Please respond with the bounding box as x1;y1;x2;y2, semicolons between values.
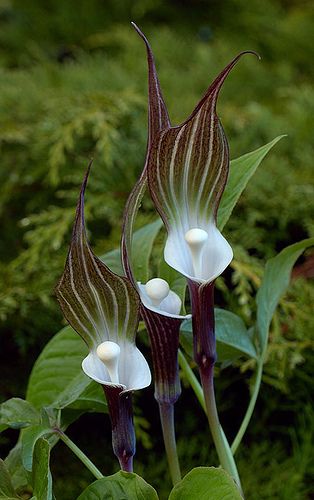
55;429;103;480
231;358;263;454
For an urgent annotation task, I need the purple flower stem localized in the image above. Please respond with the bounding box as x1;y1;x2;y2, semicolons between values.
103;386;135;473
188;279;242;491
141;306;182;484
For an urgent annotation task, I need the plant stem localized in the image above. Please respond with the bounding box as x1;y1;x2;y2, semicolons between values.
56;429;103;480
159;402;181;485
200;366;242;492
180;347;264;461
178;349;206;412
231;359;263;454
178;350;241;491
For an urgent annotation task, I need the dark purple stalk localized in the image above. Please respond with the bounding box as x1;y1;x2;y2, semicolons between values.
187;280;216;370
103;386;135;473
141;305;182;484
141;306;181;404
187;279;241;488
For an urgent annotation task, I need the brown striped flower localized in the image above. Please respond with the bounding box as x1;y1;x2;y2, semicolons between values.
55;164;151;472
55;165;151;392
121;25;190;406
146;53;256;285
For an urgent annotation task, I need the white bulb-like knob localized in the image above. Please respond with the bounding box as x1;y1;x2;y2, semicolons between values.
96;341;120;384
145;278;170;308
185;228;208;278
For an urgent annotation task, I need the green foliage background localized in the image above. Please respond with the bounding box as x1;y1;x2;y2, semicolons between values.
0;0;313;498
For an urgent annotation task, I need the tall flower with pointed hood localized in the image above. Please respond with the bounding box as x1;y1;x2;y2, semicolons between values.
121;23;190;485
146;52;257;367
145;48;258;488
55;163;151;473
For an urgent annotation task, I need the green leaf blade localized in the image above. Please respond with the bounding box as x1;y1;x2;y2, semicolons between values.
76;471;159;499
32;438;53;500
0;459;19;499
4;443;29;493
180;308;257;362
21;422;54;472
0;398;40;431
131;219;163;283
26;326;88;409
256;237;314;352
218;135;285;230
168;467;242;499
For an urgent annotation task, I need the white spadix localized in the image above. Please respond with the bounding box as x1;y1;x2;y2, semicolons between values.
145;278;170;307
96;341;121;384
185;228;208;278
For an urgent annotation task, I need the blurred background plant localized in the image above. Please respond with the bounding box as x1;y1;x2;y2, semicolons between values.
0;0;313;498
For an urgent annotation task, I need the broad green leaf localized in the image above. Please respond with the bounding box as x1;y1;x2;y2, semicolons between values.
26;326;88;409
32;439;52;500
180;308;257;362
256;237;314;352
0;398;40;431
21;424;53;472
0;459;19;498
77;471;158;500
218;136;285;230
65;382;107;413
4;443;29;491
169;467;242;499
26;325;106;433
53;371;105;412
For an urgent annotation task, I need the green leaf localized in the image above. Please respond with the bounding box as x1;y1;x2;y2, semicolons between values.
131;219;163;283
25;326;107;444
32;438;53;500
65;382;107;413
169;467;242;499
4;443;29;492
26;326;88;409
180;308;257;362
21;418;54;472
0;398;40;431
0;459;19;498
77;471;159;499
256;237;314;353
102;220;163;282
218;136;285;230
100;247;123;275
53;371;105;413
